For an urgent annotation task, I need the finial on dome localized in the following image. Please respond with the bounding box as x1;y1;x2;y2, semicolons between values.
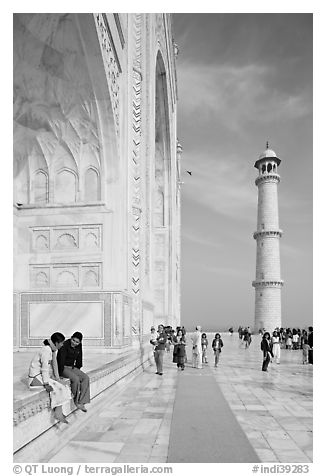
266;140;269;149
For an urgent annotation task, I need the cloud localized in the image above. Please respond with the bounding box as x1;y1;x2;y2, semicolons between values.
181;230;222;249
177;61;311;132
181;150;256;219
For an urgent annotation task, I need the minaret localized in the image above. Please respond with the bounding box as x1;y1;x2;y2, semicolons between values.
252;143;284;333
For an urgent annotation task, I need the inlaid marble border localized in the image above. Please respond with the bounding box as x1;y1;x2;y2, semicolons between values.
20;292;113;347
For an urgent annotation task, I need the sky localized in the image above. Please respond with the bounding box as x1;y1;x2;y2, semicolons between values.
172;13;313;332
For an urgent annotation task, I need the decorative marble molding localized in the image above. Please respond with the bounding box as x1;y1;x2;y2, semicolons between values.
113;13;125;48
253;230;283;240
94;13;121;138
31;224;102;252
30;263;102;289
14;394;51;426
252;280;284;288
130;14;143;334
255;173;280;186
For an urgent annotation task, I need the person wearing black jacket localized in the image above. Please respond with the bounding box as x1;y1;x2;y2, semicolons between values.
57;331;90;412
308;326;313;364
261;332;274;372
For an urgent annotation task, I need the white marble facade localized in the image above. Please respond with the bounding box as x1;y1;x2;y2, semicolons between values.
13;13;180;349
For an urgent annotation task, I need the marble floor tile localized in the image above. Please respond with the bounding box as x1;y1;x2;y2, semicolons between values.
273;449;311;463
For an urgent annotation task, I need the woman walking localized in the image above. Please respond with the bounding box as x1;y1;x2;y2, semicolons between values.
271;330;281;364
172;329;186;370
261;332;273;371
28;332;72;423
212;333;224;367
201;332;209;364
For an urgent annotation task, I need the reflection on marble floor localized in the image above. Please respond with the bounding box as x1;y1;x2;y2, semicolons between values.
47;334;312;463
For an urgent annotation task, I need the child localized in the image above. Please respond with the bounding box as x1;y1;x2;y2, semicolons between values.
201;332;209;364
212;333;224;367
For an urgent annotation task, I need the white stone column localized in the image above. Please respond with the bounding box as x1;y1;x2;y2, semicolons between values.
252;146;284;333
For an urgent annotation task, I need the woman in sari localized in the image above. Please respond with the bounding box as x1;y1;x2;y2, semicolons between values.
28;332;72;423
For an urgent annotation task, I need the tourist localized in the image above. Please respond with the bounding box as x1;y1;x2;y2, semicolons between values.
271;330;281;364
308;326;313;364
292;329;299;350
28;332;71;423
261;332;273;371
212;333;224;367
238;326;243;339
172;329;186;370
150;324;167;375
57;331;90;412
201;332;209;364
191;325;202;369
243;327;252;348
229;327;234;335
301;330;310;364
285;328;293;350
150;326;158;355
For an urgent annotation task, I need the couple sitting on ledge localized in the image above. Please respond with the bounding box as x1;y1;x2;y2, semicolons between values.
28;331;90;424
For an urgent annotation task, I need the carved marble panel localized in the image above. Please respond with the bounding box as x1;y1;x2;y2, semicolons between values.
82;264;101;287
53;265;79;288
53;228;79;250
81;226;101;249
30;266;50;288
32;229;50;251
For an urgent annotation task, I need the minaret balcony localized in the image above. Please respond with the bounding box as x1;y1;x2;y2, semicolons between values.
253;230;283;240
255;173;280;186
252;279;284;288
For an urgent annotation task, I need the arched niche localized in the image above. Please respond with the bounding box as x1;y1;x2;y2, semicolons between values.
80;142;101;202
29;148;49;203
33;169;49;203
85;166;100;202
55;168;77;203
154;50;171;228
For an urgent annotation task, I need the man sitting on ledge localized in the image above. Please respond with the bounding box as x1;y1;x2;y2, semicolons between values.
57;331;90;412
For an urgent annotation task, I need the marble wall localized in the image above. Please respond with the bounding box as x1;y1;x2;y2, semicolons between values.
13;13;180;349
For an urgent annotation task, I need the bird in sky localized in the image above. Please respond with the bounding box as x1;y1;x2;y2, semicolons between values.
186;170;192;176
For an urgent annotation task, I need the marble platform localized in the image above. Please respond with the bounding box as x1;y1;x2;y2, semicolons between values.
13;343;154;461
35;333;313;463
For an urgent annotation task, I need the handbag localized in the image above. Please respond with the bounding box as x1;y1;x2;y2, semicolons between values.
192;345;199;355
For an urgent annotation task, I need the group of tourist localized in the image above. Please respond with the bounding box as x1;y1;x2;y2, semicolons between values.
27;331;90;423
150;324;224;374
238;326;252;348
259;326;313;371
30;323;312;422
